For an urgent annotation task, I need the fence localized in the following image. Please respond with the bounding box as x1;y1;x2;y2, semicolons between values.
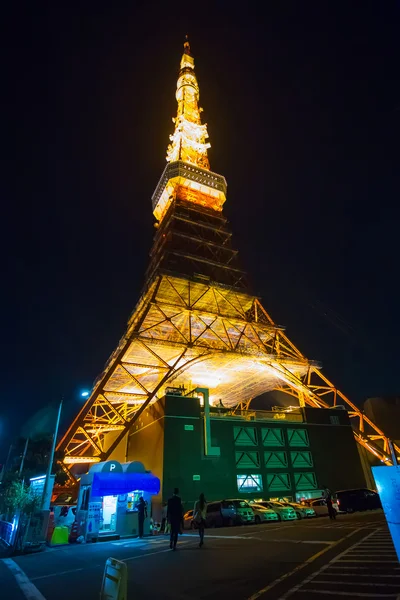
0;519;16;547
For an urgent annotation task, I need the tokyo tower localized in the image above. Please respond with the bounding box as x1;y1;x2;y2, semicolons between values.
58;38;399;480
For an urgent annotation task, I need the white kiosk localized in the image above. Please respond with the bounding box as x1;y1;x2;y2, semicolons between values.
76;460;160;541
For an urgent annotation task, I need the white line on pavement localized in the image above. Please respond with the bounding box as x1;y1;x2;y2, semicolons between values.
338;559;399;563
245;527;364;600
328;565;400;570
294;590;398;597
276;528;380;600
3;558;47;600
31;541;199;581
31;568;85;582
123;541;198;561
182;534;262;540
311;580;400;587
325;573;400;578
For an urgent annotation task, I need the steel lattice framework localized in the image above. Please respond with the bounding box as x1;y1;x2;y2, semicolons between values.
58;39;399;479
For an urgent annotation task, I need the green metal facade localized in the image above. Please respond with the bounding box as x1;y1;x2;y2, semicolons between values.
127;395;366;511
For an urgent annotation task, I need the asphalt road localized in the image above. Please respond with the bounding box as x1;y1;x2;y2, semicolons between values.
1;510;399;600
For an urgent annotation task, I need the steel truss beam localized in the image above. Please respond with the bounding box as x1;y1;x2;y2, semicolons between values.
58;274;399;481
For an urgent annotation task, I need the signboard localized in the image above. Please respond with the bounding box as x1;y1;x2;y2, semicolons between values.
372;465;400;562
184;424;194;431
87;502;102;537
30;475;46;497
30;474;55;510
100;557;127;600
193;475;201;481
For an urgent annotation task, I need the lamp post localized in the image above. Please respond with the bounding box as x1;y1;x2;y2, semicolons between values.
41;397;63;510
40;389;91;510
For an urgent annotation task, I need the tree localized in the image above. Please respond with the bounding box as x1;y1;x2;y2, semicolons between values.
0;476;41;522
8;435;69;486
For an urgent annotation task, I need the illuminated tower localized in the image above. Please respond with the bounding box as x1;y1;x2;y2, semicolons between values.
58;39;399;478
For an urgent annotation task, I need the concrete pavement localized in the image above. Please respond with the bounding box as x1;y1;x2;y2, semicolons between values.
1;511;398;600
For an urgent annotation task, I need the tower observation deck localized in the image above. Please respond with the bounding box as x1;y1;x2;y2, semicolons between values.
58;39;399;478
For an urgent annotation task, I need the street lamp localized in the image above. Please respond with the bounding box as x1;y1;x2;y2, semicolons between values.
41;397;63;510
41;389;91;510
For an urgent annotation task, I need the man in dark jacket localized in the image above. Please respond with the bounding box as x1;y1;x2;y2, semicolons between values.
323;486;336;520
167;488;183;550
136;497;147;538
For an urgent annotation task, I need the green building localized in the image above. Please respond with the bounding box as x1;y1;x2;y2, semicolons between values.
127;391;366;514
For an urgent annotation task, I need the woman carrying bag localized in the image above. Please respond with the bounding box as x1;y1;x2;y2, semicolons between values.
193;493;207;547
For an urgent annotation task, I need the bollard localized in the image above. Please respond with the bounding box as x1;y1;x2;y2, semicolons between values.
100;557;127;600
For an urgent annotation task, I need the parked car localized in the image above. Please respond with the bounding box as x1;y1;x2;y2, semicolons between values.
252;501;297;521
303;498;338;517
205;499;255;527
335;488;381;513
280;502;316;519
251;503;280;524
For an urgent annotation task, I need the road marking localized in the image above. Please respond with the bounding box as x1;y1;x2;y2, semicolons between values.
277;528;380;599
328;565;400;570
326;573;400;578
31;568;86;582
337;559;399;563
182;534;259;540
311;580;400;587
3;558;47;600
123;541;198;561
245;527;363;600
295;590;399;597
278;527;400;599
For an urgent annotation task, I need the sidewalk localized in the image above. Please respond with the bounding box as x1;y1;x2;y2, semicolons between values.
0;559;28;600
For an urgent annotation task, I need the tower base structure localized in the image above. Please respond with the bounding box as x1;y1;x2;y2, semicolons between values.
59;271;399;480
126;390;367;516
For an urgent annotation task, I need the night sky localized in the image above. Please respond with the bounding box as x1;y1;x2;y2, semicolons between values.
2;2;400;458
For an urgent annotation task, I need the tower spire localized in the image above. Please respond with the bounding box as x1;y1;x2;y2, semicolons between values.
183;34;191;55
166;37;211;169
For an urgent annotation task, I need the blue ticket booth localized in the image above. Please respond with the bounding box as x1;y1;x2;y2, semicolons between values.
76;460;160;541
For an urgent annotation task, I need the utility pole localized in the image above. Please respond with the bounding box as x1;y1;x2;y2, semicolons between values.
0;443;13;483
41;398;63;510
18;437;30;477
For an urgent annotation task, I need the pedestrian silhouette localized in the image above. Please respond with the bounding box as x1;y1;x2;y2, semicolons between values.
167;488;183;550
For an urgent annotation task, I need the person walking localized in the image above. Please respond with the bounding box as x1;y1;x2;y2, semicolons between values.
193;493;207;547
167;488;183;550
161;502;168;533
323;486;336;520
136;496;147;538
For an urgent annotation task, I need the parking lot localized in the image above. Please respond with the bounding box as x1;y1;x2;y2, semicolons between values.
2;510;398;600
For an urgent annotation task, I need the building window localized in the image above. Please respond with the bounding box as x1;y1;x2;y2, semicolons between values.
262;427;284;447
235;451;260;468
233;426;258;446
330;416;340;425
264;451;288;469
237;474;263;493
290;451;313;468
294;472;317;490
266;473;291;492
287;428;309;447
